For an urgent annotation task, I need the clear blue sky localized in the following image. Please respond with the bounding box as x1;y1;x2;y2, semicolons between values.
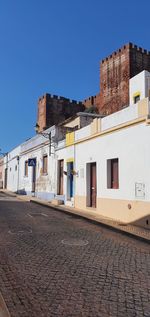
0;0;150;152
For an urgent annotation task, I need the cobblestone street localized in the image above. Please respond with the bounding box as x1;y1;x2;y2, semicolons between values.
0;193;149;317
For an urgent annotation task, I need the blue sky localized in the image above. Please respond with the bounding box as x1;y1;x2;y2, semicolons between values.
0;0;150;152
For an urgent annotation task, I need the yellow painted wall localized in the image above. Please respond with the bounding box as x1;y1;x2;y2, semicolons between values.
66;132;75;146
91;118;98;135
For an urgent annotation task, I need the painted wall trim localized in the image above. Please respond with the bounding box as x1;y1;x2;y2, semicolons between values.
21;141;49;156
66;158;74;163
65;117;146;148
133;91;141;98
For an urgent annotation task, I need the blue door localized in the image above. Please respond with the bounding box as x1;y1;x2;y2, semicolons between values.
70;161;73;198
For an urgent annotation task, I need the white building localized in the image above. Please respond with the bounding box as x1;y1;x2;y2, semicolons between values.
55;71;150;228
129;70;150;105
19;126;58;200
0;157;4;188
4;70;150;229
18;114;101;201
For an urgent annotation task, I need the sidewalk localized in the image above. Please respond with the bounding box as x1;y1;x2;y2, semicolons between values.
1;189;150;243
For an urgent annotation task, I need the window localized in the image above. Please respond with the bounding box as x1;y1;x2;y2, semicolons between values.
43;155;48;174
107;158;119;189
15;165;17;171
24;161;28;177
134;94;140;104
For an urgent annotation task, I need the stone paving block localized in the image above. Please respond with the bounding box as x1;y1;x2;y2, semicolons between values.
0;193;149;317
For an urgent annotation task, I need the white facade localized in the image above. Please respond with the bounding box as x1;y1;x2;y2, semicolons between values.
0;157;4;188
55;96;150;228
2;126;59;199
19;127;58;200
129;70;150;105
4;145;21;192
74;123;150;218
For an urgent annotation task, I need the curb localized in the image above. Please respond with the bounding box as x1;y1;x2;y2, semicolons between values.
30;199;150;244
0;190;17;198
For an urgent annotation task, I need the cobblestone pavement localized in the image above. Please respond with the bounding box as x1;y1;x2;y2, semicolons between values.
0;193;149;317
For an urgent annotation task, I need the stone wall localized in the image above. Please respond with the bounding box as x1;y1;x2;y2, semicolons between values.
37;94;85;132
83;43;150;115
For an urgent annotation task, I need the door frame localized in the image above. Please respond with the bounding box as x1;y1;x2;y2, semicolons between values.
58;159;64;195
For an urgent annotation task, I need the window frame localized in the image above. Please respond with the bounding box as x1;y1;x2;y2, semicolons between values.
107;158;119;189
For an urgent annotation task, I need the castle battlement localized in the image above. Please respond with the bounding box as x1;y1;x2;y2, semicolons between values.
38;93;82;105
101;43;150;64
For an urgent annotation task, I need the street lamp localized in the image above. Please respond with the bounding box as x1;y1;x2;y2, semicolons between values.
34;123;54;156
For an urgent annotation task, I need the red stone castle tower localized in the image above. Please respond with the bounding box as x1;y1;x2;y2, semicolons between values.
84;43;150;114
37;43;150;131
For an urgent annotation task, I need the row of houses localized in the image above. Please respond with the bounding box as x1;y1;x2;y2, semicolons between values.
0;70;150;228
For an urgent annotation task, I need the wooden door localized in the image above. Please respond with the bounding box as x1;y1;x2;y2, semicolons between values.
70;161;74;198
58;160;64;195
90;163;97;208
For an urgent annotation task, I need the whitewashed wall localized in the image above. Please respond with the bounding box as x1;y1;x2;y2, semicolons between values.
129;70;150;105
74;122;150;201
20;141;57;200
101;104;138;131
7;145;21;192
75;125;91;141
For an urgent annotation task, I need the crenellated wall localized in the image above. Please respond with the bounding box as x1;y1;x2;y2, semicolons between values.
37;43;150;131
83;43;150;115
37;93;85;132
